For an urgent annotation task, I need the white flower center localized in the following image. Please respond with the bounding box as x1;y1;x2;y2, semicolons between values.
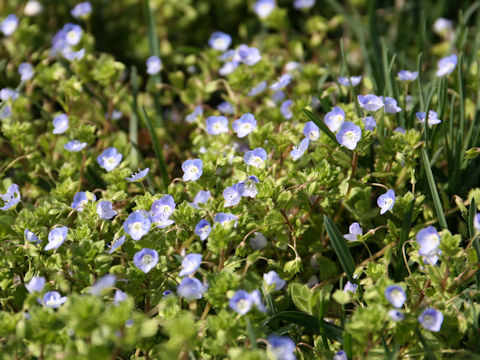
423;315;434;326
105;157;117;167
131;222;143;233
142;254;153;265
189;166;199;174
236;299;250;312
344;131;356;142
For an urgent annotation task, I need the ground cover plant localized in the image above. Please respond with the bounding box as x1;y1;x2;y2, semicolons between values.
1;0;480;359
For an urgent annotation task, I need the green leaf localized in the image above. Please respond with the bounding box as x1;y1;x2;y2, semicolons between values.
303;109;337;144
290;283;312;314
395;198;415;281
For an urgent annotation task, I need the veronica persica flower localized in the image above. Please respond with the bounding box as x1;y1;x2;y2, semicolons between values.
71;191;92;212
182;159;203;181
25;229;41;244
18;63;34;82
418;308;443;332
267;335;296;360
0;105;11;119
146;55;162;75
247;81;267;96
333;350;348;360
64;140;87;152
125;168;149;182
24;1;43;16
433;17;453;36
250;232;268;250
324;106;345;132
344;280;357;294
343;222;362;242
253;0;275;18
217;101;234;115
223;183;243;207
45;226;68;251
281;100;293;119
177;277;206;300
415;226;440;256
133;248;159;273
96;201;117;220
1;15;18;36
179;254;202;277
358;94;384;112
474;213;480;232
62;47;85;62
194;219;211;241
63;23;83;46
219;61;239;75
416;110;441;127
235;44;261;66
214;212;237;227
397;70;418;81
363;116;376;131
270;74;292;91
123;211;151;240
52;114;69;134
263;271;286;291
272;90;286;103
377;189;395;215
294;0;315;9
394;126;406;134
107;235;125;254
185;105;203;123
0;88;19;101
113;289;127;305
385;285;406;308
0;184;20;210
42;291;67;308
89;274;116;295
436;54;457;77
239;175;259;198
191;190;211;209
151;195;176;218
232;113;257;138
71;2;92;19
303;121;320;140
26;276;45;293
208;31;231;51
337;122;362;150
97;147;122;171
382;96;402;114
229;290;253;315
389;309;405;321
338;75;362;86
290;138;309;161
244;147;267;167
206;116;229;135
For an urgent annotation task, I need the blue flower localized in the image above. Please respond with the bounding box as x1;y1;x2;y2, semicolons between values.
146;55;162;75
267;335;296;360
303;121;320;140
71;2;92;19
324;106;345;132
62;47;85;62
217;101;234;115
18;63;34;82
63;23;83;46
133;248;159;273
113;289;127;305
343;222;362;242
244;147;267;167
177;277;207;300
344;280;357;293
52;114;69;134
382;96;402;114
232;113;257;138
206;116;229;135
96;201;117;220
191;190;211;209
107;110;123;120
208;31;232;52
151;195;175;218
214;213;237;227
247;81;267;96
363;116;376;131
290;138;309;161
385;285;406;308
235;44;261;66
26;276;45;293
270;74;292;91
250;232;268;250
397;70;418;81
97;147;122;171
71;191;94;212
474;213;480;232
185;105;203;123
0;88;19;101
239;175;260;198
219;61;239;75
179;254;202;277
294;0;315;10
436;54;457;77
123;211;151;240
357;94;384;112
415;226;440;256
125;168;149;182
25;229;41;244
418;308;443;332
333;350;347;360
394;126;406;134
107;235;125;254
42;291;67;308
377;189;395;215
229;290;254;315
182;159;203;181
45;226;68;251
338;75;362;86
253;0;276;18
223;183;243;207
281;100;293;119
0;105;11;119
0;14;18;36
336;121;362;150
0;184;20;211
388;309;405;321
89;274;116;295
64;140;87;152
272;90;286;103
416;110;441;127
263;271;286;291
194;219;211;241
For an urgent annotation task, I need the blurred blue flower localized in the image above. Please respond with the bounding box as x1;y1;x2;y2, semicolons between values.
179;254;202;277
253;0;276;18
338;75;362;86
418;308;443;332
388;309;405;321
146;55;162;75
182;159;203;181
219;60;239;75
191;190;211;209
0;184;20;211
0;14;18;36
244;147;267;167
290;138;309;161
185;105;203;123
71;2;92;19
90;274;116;295
52;114;69;134
107;235;125;254
357;94;384;112
247;81;267;96
343;222;362;242
294;0;315;10
125;168;149;182
71;191;95;212
150;195;175;218
423;249;441;265
363;116;376;131
123;210;151;240
0;88;19;101
270;74;292;91
64;140;87;152
223;183;243;207
64;23;83;46
42;291;67;308
250;232;268;250
217;101;234;115
214;212;237;227
239;175;260;198
333;350;348;360
303;121;320;140
113;289;127;305
235;44;261;66
25;229;41;244
229;290;253;315
377;189;395;215
272;90;285;103
415;226;440;256
382;96;402;113
281;99;293;119
344;280;357;294
206;116;229;135
267;335;296;360
177;277;206;300
18;63;34;82
263;271;286;291
474;213;480;232
416;110;441;127
232;113;257;138
97;147;122;171
324;106;345;132
208;31;232;51
96;201;117;220
62;47;85;62
194;219;211;241
133;248;159;273
26;276;45;293
45;226;68;251
397;70;418;81
436;54;457;77
0;105;11;119
385;285;406;308
394;126;406;134
336;121;362;150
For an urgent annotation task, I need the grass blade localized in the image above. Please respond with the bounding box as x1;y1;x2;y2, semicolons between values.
323;215;356;282
303;109;337;144
468;198;480;290
394;198;415;281
130;66;140;168
421;149;448;229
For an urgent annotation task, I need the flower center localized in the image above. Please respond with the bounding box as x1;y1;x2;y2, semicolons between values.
344;131;356;142
423;315;434;326
142;255;153;265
